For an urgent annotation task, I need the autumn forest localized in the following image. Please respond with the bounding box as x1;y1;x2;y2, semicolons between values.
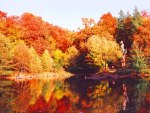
0;8;150;77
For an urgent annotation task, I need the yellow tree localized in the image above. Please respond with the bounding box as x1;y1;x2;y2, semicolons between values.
0;33;13;74
53;49;64;69
86;35;122;71
41;49;53;72
28;47;42;73
63;46;79;68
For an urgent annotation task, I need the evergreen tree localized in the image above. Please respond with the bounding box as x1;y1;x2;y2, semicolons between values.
131;42;148;73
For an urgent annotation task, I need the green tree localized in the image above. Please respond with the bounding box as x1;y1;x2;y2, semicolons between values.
116;8;142;50
132;7;142;30
131;42;148;73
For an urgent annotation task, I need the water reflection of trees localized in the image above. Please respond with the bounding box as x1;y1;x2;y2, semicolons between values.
90;81;121;113
65;76;124;112
0;77;149;113
132;79;150;112
65;76;99;112
0;80;15;113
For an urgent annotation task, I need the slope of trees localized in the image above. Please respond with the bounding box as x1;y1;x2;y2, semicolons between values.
0;8;150;76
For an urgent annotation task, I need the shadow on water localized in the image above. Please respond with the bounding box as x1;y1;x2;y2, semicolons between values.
65;76;150;113
0;75;149;113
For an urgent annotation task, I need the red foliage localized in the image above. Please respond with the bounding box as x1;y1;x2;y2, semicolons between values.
28;96;49;113
133;16;150;56
0;11;7;19
21;13;45;40
56;96;70;113
50;25;70;51
98;13;117;35
32;38;50;55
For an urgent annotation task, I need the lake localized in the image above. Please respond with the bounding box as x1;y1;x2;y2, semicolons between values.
0;75;149;113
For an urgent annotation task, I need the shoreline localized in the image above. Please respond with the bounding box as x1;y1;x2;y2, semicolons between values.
84;72;150;81
4;71;74;81
1;71;149;81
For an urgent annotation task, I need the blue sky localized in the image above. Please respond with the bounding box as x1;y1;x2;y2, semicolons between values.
0;0;150;30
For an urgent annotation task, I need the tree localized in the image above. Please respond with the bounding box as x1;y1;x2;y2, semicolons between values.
133;15;150;57
49;25;71;51
82;18;95;28
0;33;13;74
28;47;42;73
20;13;54;54
63;46;79;68
41;49;53;72
46;36;56;54
13;41;30;72
0;11;23;41
86;35;122;71
116;8;142;51
0;11;7;35
132;7;142;30
98;12;117;35
74;16;115;52
130;42;148;73
53;49;64;69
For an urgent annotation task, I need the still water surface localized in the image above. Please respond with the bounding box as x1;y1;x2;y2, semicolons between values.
0;76;149;113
